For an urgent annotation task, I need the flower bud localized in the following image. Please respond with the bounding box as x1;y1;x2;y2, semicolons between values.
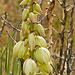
18;41;28;58
24;39;28;46
33;3;41;15
33;10;41;15
28;33;35;51
22;9;29;21
20;30;29;41
22;21;28;35
35;4;42;14
27;18;31;23
35;24;45;37
34;47;50;64
20;0;29;6
23;53;29;60
29;12;37;23
23;59;36;75
35;36;47;48
13;41;22;57
38;62;53;74
20;30;25;41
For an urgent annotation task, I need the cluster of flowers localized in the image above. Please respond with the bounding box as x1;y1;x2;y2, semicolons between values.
13;0;53;75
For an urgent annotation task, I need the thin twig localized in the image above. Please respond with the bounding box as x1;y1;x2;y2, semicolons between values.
72;51;75;54
38;0;43;21
50;63;58;75
6;30;17;43
0;11;7;37
40;0;43;7
1;16;20;32
70;59;75;67
66;5;74;12
45;27;59;34
52;27;59;34
57;0;64;7
70;68;75;71
71;57;75;59
51;54;65;60
38;11;51;23
58;19;65;25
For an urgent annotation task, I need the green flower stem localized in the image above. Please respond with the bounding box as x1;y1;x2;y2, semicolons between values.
29;0;34;33
30;23;34;32
29;0;33;12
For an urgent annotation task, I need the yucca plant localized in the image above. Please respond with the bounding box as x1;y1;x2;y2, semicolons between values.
13;0;54;75
1;0;75;75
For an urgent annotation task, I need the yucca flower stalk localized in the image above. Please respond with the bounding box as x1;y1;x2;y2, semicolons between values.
13;0;53;75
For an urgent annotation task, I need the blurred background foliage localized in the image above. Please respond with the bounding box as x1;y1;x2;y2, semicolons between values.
0;0;75;75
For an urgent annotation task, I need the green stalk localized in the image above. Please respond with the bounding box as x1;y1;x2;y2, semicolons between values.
0;48;2;75
12;57;18;75
29;0;33;12
29;0;34;32
5;48;7;75
18;63;21;75
7;42;11;75
29;0;34;60
30;23;34;32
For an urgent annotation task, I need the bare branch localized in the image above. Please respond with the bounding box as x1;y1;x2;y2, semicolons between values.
6;30;17;43
38;0;43;21
57;0;64;7
70;68;75;71
66;5;74;12
38;11;51;23
51;54;65;60
0;11;7;37
1;16;20;32
45;27;59;35
63;30;70;33
40;0;43;7
71;57;75;59
72;51;75;54
58;19;65;25
50;63;58;75
52;27;59;34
